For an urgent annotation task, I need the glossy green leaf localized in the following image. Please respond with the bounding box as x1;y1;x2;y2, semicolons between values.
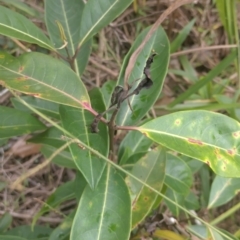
0;6;53;50
78;0;133;46
139;110;240;177
41;145;77;169
118;130;152;164
0;52;90;108
116;26;170;126
0;106;46;138
60;105;107;188
208;175;240;209
11;96;59;119
32;181;76;228
0;213;12;233
126;148;166;228
165;153;192;195
70;165;131;240
45;0;92;76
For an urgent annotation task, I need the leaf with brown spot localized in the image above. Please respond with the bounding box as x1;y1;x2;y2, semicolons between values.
0;52;90;109
125;148;166;229
138;110;240;177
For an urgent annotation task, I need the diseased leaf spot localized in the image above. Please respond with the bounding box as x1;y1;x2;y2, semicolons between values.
0;54;4;58
174;119;181;126
206;160;210;166
82;101;91;110
214;148;220;156
188;138;203;145
29;93;41;97
141;131;149;137
227;149;236;155
233;131;240;138
19;66;24;72
16;77;27;81
144;197;149;201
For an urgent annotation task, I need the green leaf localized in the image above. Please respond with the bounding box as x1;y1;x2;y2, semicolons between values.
183;191;199;210
101;80;116;113
179;55;198;83
59;105;107;188
165;153;192;195
118;130;152;164
49;212;74;240
208;175;240;209
164;188;184;216
139;110;240;177
125;148;166;228
116;26;170;126
30;127;65;149
2;225;52;239
0;106;46;138
32;181;76;228
11;96;59;119
41;145;77;169
0;0;39;17
0;213;12;233
0;236;26;240
0;52;90;108
78;0;133;46
188;225;237;240
70;165;131;240
216;0;236;43
45;0;92;76
0;6;53;50
180;156;203;173
170;19;195;53
199;164;210;207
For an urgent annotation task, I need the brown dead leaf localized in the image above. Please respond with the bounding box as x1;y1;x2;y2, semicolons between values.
8;137;41;158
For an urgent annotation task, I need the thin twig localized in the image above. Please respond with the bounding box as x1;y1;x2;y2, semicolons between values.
108;107;119;162
171;44;237;57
